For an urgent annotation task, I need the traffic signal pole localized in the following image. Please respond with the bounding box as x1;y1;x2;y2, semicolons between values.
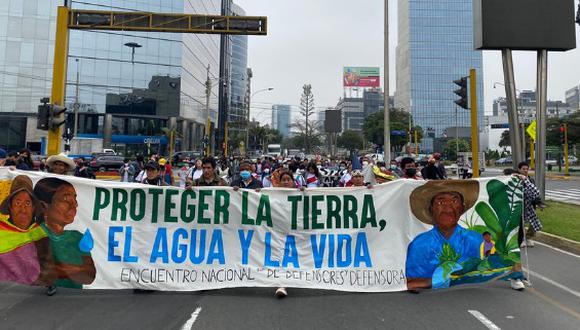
564;123;569;176
47;6;70;156
469;69;479;178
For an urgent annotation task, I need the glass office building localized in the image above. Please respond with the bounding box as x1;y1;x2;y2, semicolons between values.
228;3;249;141
0;0;226;155
396;0;484;153
0;1;59;152
67;0;221;155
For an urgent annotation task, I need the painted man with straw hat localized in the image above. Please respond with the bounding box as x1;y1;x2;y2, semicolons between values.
406;180;483;290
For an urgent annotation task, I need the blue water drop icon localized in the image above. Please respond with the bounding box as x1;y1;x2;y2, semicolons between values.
79;228;94;253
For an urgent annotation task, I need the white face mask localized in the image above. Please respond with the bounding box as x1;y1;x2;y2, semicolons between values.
263;168;270;174
362;161;369;167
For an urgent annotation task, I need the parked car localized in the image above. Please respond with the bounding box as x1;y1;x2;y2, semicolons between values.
494;156;513;166
90;154;125;172
545;158;557;166
566;155;578;165
172;151;203;165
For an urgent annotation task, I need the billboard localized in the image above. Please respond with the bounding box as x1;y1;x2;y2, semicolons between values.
473;0;576;51
343;67;380;87
324;110;342;133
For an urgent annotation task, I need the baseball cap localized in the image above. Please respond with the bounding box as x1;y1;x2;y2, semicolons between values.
158;158;167;166
145;161;159;170
0;148;6;159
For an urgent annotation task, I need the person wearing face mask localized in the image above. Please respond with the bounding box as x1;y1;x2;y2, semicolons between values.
231;162;263;189
400;157;420;180
261;165;272;187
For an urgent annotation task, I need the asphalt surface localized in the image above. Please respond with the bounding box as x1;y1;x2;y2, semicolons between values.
1;244;579;330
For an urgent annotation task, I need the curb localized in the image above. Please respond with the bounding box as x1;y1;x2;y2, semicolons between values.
534;232;580;255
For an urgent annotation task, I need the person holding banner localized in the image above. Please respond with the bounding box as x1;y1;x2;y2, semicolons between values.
0;175;54;286
34;178;96;294
271;170;303;298
46;153;76;175
231;162;262;190
189;157;227;187
406;181;482;290
140;161;165;186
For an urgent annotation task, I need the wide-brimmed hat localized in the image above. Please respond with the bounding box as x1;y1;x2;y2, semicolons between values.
0;175;40;215
46;153;76;171
409;180;480;225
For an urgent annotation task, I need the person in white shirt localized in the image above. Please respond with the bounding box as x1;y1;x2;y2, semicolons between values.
186;159;203;186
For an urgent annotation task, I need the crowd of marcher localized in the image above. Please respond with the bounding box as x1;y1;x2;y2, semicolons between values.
0;147;544;295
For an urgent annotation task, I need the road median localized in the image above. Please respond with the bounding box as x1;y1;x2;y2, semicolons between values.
535;201;580;254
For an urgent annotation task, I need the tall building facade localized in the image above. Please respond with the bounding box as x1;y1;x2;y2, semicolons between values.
272;104;291;137
228;3;249;142
0;0;224;155
0;1;59;151
395;0;484;153
565;85;580;110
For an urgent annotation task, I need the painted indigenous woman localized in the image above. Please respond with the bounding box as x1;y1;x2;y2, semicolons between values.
34;177;96;288
0;175;54;285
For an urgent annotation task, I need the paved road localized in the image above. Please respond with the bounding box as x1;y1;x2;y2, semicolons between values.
1;244;578;330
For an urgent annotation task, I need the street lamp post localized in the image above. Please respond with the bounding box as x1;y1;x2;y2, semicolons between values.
124;42;142;64
246;87;274;155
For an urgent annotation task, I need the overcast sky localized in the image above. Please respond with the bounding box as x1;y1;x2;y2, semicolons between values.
235;0;580;125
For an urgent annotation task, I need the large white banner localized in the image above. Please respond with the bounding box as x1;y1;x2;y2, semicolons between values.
0;168;523;292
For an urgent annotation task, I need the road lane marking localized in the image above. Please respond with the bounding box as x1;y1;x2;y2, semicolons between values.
528;270;580;300
533;241;580;259
528;288;580;321
468;310;501;330
181;307;202;330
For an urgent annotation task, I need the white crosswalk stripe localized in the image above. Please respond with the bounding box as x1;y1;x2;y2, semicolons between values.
545;188;580;205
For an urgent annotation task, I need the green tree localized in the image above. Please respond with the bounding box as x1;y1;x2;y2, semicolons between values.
443;138;471;160
499;130;511;148
291;84;321;153
285;133;323;151
363;109;423;152
337;130;363;151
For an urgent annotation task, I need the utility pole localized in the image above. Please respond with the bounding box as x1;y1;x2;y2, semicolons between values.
383;0;391;162
205;64;212;156
73;58;79;138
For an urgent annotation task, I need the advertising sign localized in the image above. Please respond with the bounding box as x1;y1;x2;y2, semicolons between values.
343;67;380;87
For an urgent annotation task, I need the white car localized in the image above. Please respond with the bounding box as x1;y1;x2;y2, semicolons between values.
567;155;578;165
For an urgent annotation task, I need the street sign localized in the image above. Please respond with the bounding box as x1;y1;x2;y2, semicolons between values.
526;120;537;141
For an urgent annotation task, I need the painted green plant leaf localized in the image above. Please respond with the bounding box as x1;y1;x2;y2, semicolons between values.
474;202;503;234
506;234;519;253
439;242;460;264
474;178;523;258
505;202;523;234
486;180;512;230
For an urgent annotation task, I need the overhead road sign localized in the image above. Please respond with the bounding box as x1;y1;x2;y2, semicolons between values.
68;9;268;35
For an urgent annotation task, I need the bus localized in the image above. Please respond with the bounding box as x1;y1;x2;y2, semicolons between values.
267;144;281;157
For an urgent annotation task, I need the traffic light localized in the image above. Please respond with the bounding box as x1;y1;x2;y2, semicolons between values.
49;104;67;130
560;124;566;145
453;77;469;109
37;105;50;130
